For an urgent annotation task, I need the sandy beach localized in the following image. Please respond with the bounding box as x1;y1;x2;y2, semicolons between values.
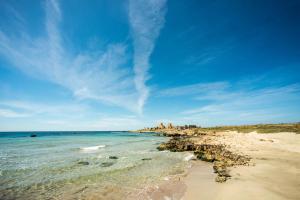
183;131;300;200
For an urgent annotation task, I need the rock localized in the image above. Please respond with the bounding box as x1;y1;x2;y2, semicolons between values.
156;136;250;183
78;161;89;165
157;137;197;152
142;158;152;161
215;175;227;183
30;134;37;137
157;143;168;151
101;162;114;167
109;156;118;159
213;161;225;172
199;152;215;162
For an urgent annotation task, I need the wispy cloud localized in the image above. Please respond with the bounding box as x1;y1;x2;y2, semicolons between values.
129;0;167;113
181;83;300;125
183;38;236;67
184;53;217;66
159;81;229;97
87;115;142;130
0;100;87;118
0;108;30;118
0;0;167;114
38;115;142;131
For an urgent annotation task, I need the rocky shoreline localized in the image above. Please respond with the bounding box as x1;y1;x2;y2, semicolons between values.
157;136;251;182
134;122;300;184
134;123;300;199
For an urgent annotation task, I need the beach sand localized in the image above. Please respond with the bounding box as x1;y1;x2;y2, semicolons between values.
183;132;300;200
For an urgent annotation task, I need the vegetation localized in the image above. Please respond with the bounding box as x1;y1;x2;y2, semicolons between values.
197;123;300;134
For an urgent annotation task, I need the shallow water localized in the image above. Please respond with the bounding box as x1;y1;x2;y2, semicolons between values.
0;131;189;199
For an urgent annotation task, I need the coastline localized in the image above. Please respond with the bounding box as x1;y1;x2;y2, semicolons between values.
136;123;300;200
1;128;299;199
182;131;300;200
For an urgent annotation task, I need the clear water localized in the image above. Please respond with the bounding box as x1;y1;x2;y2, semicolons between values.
0;131;189;199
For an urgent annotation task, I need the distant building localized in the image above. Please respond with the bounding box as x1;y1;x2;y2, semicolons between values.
175;124;197;130
167;123;173;129
158;122;166;129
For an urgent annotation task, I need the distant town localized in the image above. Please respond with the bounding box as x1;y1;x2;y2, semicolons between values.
142;122;198;131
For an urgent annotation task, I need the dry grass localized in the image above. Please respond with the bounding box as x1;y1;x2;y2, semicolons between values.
197;123;300;134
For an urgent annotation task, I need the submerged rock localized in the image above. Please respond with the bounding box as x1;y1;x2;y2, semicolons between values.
101;162;114;167
109;156;118;159
78;161;89;165
141;158;152;161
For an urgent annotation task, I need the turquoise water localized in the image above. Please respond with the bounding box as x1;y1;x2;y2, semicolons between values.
0;131;189;199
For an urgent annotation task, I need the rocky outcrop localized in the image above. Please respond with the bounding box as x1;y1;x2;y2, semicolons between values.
157;137;250;182
157;137;197;152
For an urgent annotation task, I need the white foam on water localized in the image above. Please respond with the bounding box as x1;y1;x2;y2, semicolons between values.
184;153;196;161
80;145;105;152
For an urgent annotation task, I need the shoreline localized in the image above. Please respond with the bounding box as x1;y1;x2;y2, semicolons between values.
137;124;300;200
181;131;300;199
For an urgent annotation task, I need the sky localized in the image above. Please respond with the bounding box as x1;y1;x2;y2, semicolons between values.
0;0;299;131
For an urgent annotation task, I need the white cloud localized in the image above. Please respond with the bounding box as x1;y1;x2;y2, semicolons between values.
87;115;142;130
38;115;144;131
159;81;229;97
181;83;300;125
0;108;30;118
0;100;87;118
129;0;167;113
0;0;167;114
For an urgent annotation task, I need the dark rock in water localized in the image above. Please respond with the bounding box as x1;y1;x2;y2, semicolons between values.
101;162;114;167
30;134;37;137
109;156;118;159
142;158;152;161
78;161;89;165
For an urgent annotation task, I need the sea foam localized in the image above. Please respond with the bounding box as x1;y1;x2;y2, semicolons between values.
80;145;105;152
184;153;196;161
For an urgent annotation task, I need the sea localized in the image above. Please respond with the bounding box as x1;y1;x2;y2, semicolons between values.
0;131;192;200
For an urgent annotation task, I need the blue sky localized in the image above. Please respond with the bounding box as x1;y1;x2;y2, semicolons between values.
0;0;299;131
